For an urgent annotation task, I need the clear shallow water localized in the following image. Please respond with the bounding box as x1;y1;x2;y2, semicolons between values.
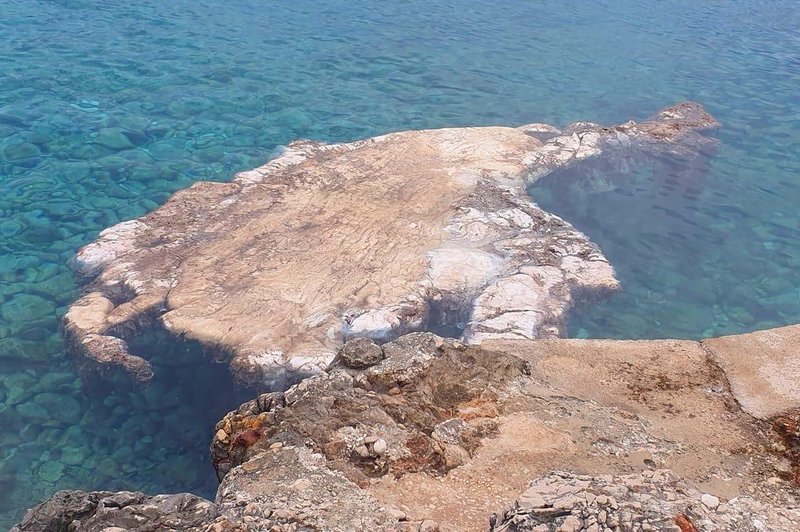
1;0;799;526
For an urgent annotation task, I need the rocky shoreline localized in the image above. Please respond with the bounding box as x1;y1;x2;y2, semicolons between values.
13;103;800;530
13;327;800;530
62;103;716;387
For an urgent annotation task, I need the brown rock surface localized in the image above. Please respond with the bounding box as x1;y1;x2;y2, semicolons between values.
63;103;718;386
210;333;528;481
15;326;800;531
366;336;780;528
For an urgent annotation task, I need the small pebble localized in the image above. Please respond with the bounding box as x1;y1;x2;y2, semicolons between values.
701;493;720;510
373;438;387;456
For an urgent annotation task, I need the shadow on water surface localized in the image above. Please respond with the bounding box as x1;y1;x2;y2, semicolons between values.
91;329;258;493
529;141;800;340
0;328;256;525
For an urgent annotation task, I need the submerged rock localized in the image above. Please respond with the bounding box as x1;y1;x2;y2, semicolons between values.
2;141;41;162
63;102;718;386
92;127;137;150
34;461;64;485
1;294;56;323
33;392;82;425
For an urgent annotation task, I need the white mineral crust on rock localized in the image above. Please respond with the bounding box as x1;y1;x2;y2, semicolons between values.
63;102;718;385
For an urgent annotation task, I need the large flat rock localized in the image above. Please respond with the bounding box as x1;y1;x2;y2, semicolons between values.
704;324;800;419
63;103;718;386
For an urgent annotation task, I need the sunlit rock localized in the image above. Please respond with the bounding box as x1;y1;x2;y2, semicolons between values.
17;325;800;531
63;102;718;386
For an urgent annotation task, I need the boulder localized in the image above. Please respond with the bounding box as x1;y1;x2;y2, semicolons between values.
331;337;385;369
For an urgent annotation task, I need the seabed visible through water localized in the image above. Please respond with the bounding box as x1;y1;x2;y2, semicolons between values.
2;0;800;527
0;328;252;523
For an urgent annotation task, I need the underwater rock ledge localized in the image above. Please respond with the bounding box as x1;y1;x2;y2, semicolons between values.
13;326;800;531
62;102;718;386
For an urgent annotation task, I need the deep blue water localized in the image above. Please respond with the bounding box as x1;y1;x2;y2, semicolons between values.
1;0;800;526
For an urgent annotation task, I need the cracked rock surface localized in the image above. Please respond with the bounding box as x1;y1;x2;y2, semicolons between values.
62;103;718;385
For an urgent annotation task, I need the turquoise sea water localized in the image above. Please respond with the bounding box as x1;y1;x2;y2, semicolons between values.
1;0;799;526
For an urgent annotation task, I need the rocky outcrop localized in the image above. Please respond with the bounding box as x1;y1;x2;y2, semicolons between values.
33;100;800;531
204;330;800;530
210;333;528;480
14;326;800;531
62;103;718;386
213;445;406;531
10;490;220;532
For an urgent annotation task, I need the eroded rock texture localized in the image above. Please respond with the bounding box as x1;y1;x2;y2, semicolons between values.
15;328;800;531
491;470;800;532
10;490;221;532
210;333;527;481
63;103;718;385
204;331;800;530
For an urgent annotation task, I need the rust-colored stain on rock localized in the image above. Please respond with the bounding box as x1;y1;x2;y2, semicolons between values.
674;513;699;532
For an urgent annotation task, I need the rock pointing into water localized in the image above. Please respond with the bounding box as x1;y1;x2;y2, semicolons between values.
11;491;219;532
63;102;718;385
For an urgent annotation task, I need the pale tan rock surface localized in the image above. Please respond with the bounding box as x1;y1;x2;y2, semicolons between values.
63;103;718;386
367;336;787;529
703;324;800;420
201;329;798;531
